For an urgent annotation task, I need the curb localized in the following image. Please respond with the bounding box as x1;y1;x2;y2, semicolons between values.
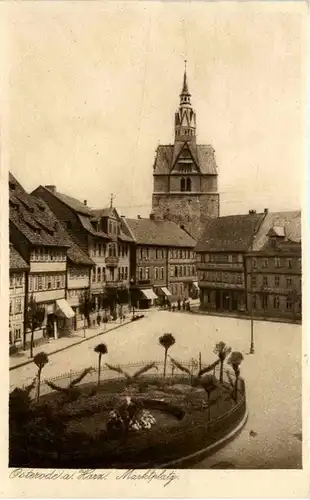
158;410;249;469
9;318;133;372
167;309;301;326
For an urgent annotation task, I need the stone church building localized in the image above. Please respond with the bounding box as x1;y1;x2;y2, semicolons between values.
152;67;220;240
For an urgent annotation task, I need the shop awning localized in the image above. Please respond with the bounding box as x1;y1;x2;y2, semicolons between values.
160;287;171;297
193;281;199;289
55;299;75;319
141;289;158;300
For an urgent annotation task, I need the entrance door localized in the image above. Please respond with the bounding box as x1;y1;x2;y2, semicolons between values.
222;293;230;311
46;314;54;338
232;293;238;311
215;291;221;310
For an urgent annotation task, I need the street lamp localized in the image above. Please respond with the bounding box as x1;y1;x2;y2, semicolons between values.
249;236;255;354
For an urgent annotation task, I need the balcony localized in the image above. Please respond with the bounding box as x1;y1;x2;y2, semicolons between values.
105;256;119;267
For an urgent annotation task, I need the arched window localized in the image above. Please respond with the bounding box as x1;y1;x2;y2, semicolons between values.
186;178;191;191
180;178;185;192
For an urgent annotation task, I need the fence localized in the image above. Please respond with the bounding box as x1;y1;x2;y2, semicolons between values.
22;359;244;398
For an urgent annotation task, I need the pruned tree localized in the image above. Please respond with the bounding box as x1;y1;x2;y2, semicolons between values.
45;367;94;401
94;343;108;386
105;362;158;384
213;341;232;382
169;356;220;383
25;295;46;358
159;333;175;377
33;351;49;402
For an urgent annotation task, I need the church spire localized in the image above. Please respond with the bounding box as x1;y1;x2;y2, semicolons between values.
175;62;196;142
180;60;191;105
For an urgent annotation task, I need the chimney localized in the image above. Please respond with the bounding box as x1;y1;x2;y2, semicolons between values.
137;215;141;219
84;200;87;206
264;208;268;214
249;209;256;214
45;185;56;194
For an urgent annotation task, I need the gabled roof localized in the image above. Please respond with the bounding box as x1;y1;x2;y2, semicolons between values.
32;185;109;240
10;244;29;271
267;226;285;238
252;210;301;252
32;199;95;266
153;144;217;176
43;187;93;216
9;173;69;247
91;207;116;220
196;213;266;252
124;218;197;247
77;214;109;239
171;142;199;172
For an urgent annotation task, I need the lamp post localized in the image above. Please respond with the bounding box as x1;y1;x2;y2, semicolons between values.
129;278;135;318
249;237;255;354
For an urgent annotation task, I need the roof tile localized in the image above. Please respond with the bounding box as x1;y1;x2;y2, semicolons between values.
196;213;266;252
125;218;197;247
10;245;29;271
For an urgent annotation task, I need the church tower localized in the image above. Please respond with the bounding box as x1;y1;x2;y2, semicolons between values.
152;64;219;240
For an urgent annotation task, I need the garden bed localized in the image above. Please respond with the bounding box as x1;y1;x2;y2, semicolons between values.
10;374;247;468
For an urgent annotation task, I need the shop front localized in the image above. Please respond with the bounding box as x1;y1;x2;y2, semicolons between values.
139;288;158;309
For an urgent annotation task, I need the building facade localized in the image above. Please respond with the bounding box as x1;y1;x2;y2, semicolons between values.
32;186;133;316
9;245;29;349
152;67;219;240
196;212;266;313
245;211;301;322
9;174;74;344
124;216;197;307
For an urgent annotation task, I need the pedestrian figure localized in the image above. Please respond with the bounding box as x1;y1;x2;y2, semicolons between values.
182;299;186;311
96;313;101;326
172;304;176;312
177;299;181;311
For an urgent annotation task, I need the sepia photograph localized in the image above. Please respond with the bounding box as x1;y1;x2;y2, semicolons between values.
2;0;308;496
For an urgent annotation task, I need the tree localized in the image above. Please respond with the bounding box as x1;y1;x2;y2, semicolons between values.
94;343;108;386
79;290;95;334
213;341;232;383
228;351;244;401
159;333;176;377
25;295;46;358
33;352;49;402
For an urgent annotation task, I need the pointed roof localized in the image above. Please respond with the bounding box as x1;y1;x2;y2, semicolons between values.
181;69;190;95
171;141;199;171
180;61;190;97
153;144;217;175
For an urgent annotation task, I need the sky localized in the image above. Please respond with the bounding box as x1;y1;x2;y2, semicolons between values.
5;1;307;218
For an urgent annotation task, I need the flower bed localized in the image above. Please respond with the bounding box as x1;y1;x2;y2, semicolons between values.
10;374;247;468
